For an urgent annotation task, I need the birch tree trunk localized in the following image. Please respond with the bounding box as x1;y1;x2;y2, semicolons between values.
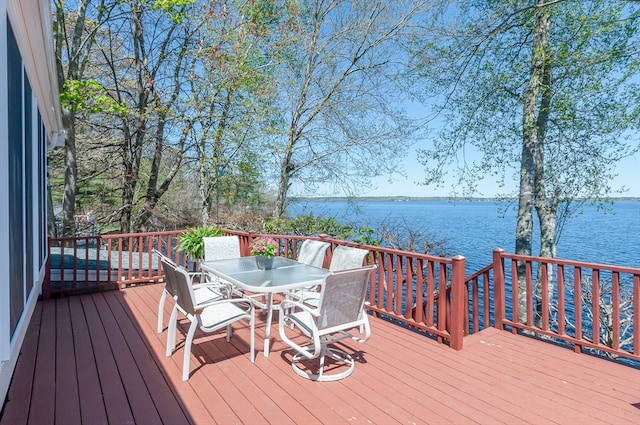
516;1;551;324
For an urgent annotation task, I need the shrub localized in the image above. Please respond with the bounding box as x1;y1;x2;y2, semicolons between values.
177;226;223;259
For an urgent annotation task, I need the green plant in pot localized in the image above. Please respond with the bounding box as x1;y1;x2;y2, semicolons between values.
177;226;223;261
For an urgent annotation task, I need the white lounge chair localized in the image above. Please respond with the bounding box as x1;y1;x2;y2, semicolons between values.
291;245;370;308
329;245;370;271
297;239;330;268
155;249;225;333
162;257;255;381
203;235;241;261
278;265;376;381
285;240;331;305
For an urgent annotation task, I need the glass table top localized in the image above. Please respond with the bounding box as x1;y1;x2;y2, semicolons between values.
201;256;329;292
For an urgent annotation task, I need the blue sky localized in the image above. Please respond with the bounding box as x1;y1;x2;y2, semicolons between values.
364;149;640;198
360;95;640;198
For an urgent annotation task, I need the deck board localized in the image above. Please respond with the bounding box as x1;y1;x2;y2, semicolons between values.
107;288;191;425
55;298;82;425
68;296;109;425
0;297;41;425
29;300;56;425
2;284;640;424
80;294;136;425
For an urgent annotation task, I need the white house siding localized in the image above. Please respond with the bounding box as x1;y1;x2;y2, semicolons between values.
0;0;62;406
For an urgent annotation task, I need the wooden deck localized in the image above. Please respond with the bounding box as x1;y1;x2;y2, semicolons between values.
2;284;640;425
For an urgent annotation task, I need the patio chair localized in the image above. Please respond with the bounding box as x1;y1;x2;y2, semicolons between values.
155;249;226;333
297;239;331;268
285;240;331;307
162;257;255;381
202;235;242;285
329;245;370;271
203;235;241;261
278;265;376;382
290;245;370;308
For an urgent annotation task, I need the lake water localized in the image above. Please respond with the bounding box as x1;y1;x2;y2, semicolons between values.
288;199;640;273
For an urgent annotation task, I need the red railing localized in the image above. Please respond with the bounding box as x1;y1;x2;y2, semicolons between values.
227;230;467;349
45;230;468;348
491;248;640;362
44;230;640;360
463;262;495;335
44;231;184;298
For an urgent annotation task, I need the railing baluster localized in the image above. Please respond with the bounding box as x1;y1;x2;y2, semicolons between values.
634;275;640;356
511;258;519;332
574;267;583;352
540;262;549;331
395;254;403;315
414;258;424;323
557;265;566;336
592;269;600;348
612;271;620;351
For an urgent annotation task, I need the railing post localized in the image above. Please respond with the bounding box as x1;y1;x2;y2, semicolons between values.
43;237;52;299
449;255;466;350
493;248;505;330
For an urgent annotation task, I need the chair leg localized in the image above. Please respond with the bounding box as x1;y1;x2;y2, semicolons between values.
166;305;179;357
157;290;167;333
318;345;328;381
290;345;356;382
249;306;255;363
226;324;232;342
182;319;198;381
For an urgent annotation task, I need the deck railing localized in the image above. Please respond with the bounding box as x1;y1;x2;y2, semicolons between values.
44;231;184;298
44;230;640;360
492;248;640;362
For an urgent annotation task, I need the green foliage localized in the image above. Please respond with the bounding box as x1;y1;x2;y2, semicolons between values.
60;80;127;115
219;159;264;210
151;0;196;24
352;227;380;247
413;1;640;201
177;226;224;259
237;0;280;35
153;0;195;9
259;214;380;246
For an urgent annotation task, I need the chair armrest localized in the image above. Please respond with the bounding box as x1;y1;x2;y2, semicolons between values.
194;295;255;311
192;282;228;290
279;299;321;318
187;271;205;284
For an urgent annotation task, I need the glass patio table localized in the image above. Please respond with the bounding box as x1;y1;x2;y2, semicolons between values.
200;256;330;357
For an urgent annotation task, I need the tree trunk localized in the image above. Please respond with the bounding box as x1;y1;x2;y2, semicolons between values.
274;144;294;218
532;5;554;327
198;155;212;226
55;0;92;237
515;2;551;324
120;4;147;234
61;110;77;237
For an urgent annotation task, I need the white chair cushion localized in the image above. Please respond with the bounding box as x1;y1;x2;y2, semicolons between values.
193;286;223;305
199;302;251;331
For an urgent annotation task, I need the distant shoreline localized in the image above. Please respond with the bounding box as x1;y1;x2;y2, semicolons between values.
291;196;640;202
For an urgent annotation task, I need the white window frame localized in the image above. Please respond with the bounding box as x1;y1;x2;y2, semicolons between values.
0;0;11;363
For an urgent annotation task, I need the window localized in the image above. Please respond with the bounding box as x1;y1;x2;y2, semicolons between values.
7;18;25;335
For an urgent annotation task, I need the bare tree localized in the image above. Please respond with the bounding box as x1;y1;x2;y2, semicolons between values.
185;1;284;225
271;0;430;217
89;0;197;233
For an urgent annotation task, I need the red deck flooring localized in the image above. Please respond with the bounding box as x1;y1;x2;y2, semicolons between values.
2;283;640;424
